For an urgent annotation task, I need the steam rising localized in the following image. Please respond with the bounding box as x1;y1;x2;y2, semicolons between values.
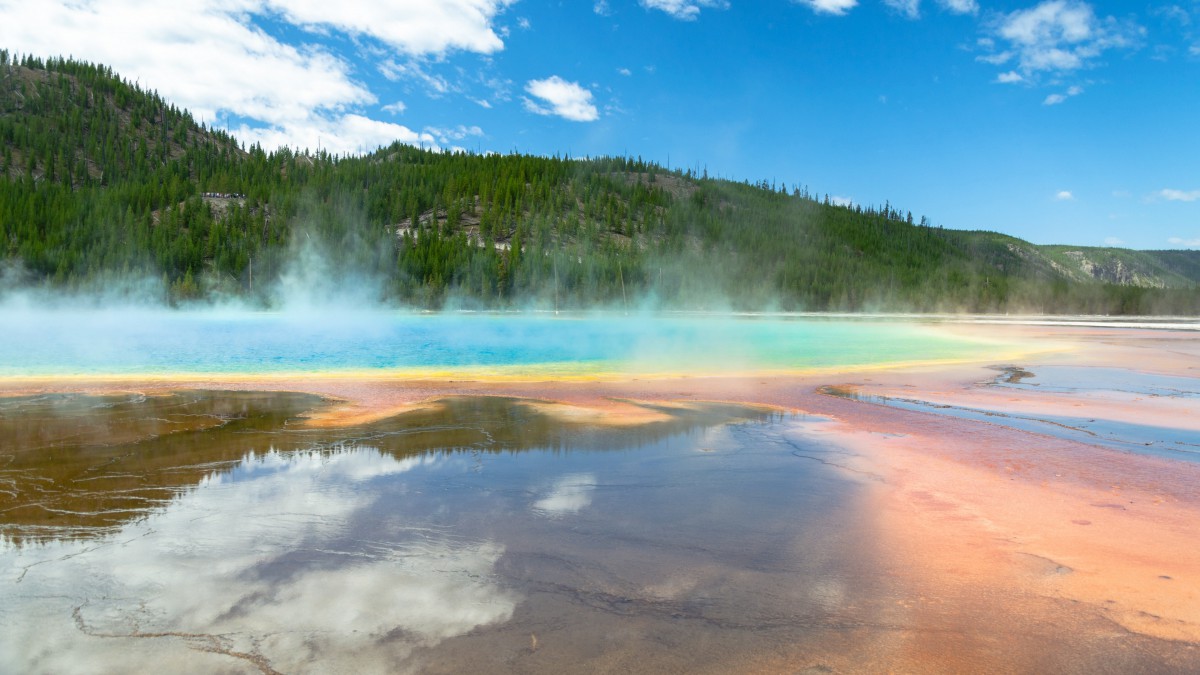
2;203;1165;382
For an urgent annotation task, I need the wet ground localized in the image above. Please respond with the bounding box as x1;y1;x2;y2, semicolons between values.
824;363;1200;462
1;394;888;673
4;339;1200;673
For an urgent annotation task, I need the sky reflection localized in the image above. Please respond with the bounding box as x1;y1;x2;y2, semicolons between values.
0;395;882;673
1;446;516;674
532;473;597;517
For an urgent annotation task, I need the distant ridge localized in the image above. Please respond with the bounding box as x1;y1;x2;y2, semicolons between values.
1;52;1197;313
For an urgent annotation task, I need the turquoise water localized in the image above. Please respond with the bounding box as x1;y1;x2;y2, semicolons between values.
0;310;1001;378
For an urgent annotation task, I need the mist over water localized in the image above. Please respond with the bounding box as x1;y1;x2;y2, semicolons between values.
1;210;1180;381
0;231;1012;379
0;307;1000;378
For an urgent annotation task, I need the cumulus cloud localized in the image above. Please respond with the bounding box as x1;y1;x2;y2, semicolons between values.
260;0;515;56
989;0;1142;77
382;100;407;114
1104;236;1124;246
792;0;858;15
830;195;855;207
1055;190;1075;200
236;114;438;155
996;70;1024;83
640;0;729;21
1168;237;1200;247
0;0;509;153
1159;188;1200;202
523;76;600;122
1;1;368;125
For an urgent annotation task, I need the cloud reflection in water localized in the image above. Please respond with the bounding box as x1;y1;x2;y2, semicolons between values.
532;473;597;517
0;446;516;674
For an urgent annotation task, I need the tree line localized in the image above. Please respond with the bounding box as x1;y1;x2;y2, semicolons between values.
1;52;1197;314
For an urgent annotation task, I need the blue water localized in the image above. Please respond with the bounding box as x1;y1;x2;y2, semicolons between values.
831;391;1200;463
0;310;1001;377
994;365;1200;399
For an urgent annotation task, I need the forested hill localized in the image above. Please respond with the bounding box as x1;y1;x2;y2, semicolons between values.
2;53;1198;314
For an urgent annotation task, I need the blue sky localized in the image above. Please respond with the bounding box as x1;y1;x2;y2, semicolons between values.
3;0;1198;249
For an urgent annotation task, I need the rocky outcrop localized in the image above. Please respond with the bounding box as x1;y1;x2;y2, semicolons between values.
1059;250;1166;288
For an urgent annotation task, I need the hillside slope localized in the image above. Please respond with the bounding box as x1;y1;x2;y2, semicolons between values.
1;53;1197;313
1036;246;1199;288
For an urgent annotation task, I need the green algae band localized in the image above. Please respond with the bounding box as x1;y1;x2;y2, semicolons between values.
0;311;1003;379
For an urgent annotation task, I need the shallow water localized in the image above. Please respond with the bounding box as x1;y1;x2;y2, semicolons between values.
0;393;881;673
4;393;1197;673
825;364;1200;462
0;311;1001;377
0;393;772;541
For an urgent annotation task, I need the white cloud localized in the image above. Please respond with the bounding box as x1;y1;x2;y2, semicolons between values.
937;0;977;14
0;1;512;154
977;51;1015;65
991;0;1141;76
236;113;438;155
0;1;369;129
1043;85;1083;104
883;0;920;19
792;0;858;15
594;0;612;16
517;16;530;30
1159;188;1200;202
1154;5;1191;28
1055;190;1075;200
382;100;407;115
996;70;1024;83
523;76;599;122
1104;236;1124;246
640;0;729;20
379;59;453;96
261;0;514;56
424;124;484;144
618;67;633;76
1168;237;1200;247
830;195;855;207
